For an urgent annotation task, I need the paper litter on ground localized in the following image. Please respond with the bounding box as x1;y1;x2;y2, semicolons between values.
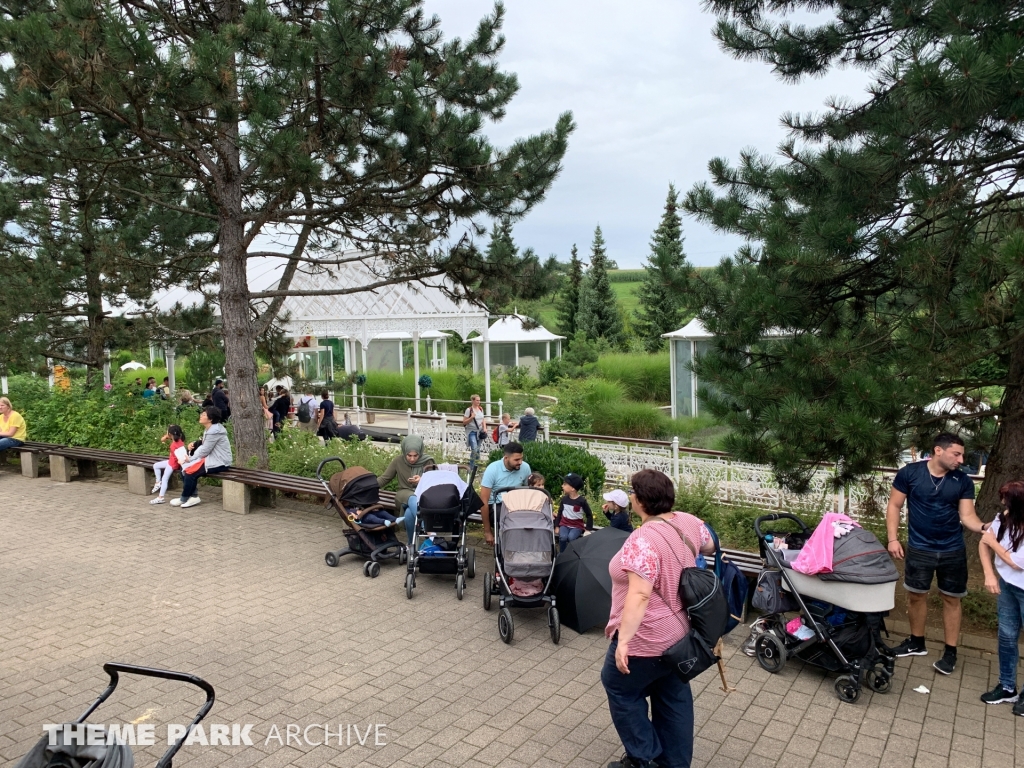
913;685;930;694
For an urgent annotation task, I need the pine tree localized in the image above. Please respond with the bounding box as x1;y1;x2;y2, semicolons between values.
576;226;623;345
634;185;688;352
556;244;583;338
682;0;1024;516
2;1;573;468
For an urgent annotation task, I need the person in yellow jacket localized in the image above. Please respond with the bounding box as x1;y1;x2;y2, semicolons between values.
0;397;27;451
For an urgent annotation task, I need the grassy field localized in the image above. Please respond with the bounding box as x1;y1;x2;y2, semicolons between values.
531;270;644;333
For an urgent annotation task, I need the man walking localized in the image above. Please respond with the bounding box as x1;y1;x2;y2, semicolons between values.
886;432;988;674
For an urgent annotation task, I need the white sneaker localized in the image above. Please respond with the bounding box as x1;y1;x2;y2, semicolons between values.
169;498;183;507
150;497;166;505
181;497;201;509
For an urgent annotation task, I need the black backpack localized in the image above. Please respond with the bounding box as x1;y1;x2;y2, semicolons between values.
297;399;312;423
651;521;731;683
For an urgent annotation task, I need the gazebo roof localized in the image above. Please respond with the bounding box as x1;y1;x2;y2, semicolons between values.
279;255;488;344
663;318;714;340
468;315;565;344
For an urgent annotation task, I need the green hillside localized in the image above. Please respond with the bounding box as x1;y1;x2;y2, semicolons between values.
531;270;644;333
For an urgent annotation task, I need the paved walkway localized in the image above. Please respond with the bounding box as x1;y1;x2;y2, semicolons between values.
1;469;1022;768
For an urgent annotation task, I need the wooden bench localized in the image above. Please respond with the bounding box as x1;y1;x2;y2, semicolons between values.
1;441;53;479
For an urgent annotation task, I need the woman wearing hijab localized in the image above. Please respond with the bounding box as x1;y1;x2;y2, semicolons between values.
378;435;435;544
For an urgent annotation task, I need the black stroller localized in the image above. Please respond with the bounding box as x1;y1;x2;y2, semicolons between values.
14;662;215;768
318;458;407;578
752;513;898;703
404;466;482;600
483;486;560;645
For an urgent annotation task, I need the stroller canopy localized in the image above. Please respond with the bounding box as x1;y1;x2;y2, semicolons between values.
419;483;461;511
819;527;899;584
329;467;380;507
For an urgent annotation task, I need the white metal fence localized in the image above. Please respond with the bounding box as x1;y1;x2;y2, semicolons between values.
405;411;892;518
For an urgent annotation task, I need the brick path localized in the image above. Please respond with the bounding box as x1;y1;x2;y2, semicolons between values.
1;469;1023;768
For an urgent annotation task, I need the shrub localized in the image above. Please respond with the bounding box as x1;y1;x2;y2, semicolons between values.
591;400;665;439
585;379;625;408
551;379;594;433
267;429;398;485
184;349;225;394
488;440;605;503
595;353;671;403
502;365;537;392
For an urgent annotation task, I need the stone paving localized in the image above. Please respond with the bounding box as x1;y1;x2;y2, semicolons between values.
2;468;1024;768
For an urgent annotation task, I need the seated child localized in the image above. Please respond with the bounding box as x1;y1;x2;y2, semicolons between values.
555;473;593;552
602;489;633;532
527;472;546;489
352;506;406;529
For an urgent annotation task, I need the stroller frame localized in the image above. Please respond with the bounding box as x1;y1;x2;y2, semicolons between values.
317;457;407;578
482;486;561;645
753;513;896;703
16;662;215;768
404;466;478;600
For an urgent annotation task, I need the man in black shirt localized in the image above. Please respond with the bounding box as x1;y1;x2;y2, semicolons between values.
211;379;231;421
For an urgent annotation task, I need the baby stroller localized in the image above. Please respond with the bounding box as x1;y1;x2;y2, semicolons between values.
318;457;407;578
752;513;898;703
15;662;215;768
483;486;560;645
404;466;482;600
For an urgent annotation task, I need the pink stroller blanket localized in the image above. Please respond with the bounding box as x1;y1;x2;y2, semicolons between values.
791;513;861;576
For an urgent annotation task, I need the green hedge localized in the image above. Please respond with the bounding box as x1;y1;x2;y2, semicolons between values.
488;440;605;504
267;429;400;488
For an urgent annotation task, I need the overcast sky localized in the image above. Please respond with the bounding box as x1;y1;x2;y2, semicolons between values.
422;0;870;268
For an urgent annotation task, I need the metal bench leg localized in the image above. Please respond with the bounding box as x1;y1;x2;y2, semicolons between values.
50;455;73;483
77;459;99;479
127;465;150;495
222;479;250;514
20;451;39;479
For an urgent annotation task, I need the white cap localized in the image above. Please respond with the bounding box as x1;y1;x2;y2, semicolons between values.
603;489;629;508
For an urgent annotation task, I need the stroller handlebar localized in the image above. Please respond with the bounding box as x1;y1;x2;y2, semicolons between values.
753;513;810;538
73;663;216;768
316;456;347;481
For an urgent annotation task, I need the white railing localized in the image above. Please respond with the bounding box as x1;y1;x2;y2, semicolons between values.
404;412;895;519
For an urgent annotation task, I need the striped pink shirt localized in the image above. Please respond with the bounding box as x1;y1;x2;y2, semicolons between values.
605;513;709;657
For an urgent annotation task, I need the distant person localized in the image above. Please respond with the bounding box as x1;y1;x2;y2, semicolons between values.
211;379;230;420
316;389;338;440
497;413;518;447
142;377;157;399
0;397;27;452
171;406;232;509
462;394;486;468
296;387;318;434
155;376;170;399
886;432;989;674
518;407;540;442
270;387;291;434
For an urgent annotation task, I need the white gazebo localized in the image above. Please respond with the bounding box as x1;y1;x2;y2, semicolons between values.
664;318;714;418
469;315;564;377
279;256;492;412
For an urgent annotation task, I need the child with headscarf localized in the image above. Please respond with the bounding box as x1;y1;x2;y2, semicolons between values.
378;435;435;543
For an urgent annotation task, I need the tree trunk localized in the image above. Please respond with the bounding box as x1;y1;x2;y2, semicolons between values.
975;336;1024;521
79;174;106;388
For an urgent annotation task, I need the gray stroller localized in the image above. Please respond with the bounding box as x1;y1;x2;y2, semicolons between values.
483;487;560;645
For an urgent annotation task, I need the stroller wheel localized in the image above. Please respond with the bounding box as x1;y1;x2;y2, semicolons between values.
834;675;861;704
325;552;339;568
549;607;561;645
362;561;372;577
498;608;514;644
754;632;787;674
405;573;415;600
368;561;381;578
866;666;892;694
399;547;408;565
467;547;476;579
456;573;465;601
483;572;493;611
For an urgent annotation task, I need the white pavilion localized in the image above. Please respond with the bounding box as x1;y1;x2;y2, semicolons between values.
278;257;494;412
469;315;564;377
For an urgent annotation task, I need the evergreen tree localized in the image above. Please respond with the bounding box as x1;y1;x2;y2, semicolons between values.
683;0;1024;517
556;244;583;338
2;1;573;468
576;226;623;345
634;184;687;352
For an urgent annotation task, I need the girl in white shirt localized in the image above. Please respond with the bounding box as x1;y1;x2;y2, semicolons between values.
979;480;1024;711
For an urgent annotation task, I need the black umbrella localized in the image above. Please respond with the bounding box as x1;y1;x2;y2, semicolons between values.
551;527;631;633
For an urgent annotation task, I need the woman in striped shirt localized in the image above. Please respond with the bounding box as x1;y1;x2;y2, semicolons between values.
601;469;714;768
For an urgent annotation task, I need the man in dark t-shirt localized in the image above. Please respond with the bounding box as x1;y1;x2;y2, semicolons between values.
886;432;987;675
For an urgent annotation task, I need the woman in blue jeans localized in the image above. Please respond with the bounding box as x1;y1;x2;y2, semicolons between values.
979;480;1024;714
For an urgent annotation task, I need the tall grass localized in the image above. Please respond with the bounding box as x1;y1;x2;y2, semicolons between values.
585;379;625;408
595;353;671;403
358;369;506;412
590;401;666;439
